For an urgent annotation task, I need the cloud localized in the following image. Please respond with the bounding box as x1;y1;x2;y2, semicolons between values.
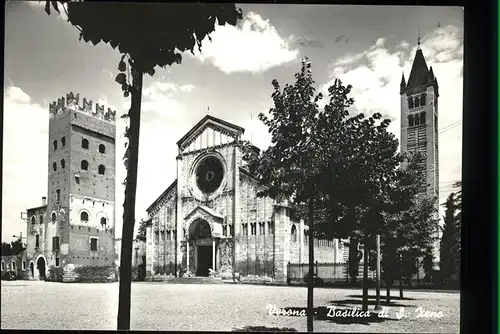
2;86;49;241
189;11;299;74
102;69;114;80
334;35;349;45
288;35;324;48
319;24;463;217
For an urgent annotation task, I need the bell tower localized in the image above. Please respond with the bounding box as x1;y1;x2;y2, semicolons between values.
400;40;440;267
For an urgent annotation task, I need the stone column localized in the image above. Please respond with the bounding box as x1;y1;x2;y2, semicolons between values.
145;222;154;279
186;239;190;274
176;155;183;276
232;143;241;277
212;239;216;271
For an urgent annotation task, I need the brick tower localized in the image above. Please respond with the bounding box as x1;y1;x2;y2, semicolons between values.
46;92;116;281
400;40;440;268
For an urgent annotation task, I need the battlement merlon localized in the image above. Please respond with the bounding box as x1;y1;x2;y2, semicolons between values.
49;92;117;124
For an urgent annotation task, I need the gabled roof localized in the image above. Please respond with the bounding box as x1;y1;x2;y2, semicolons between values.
26;204;47;212
405;49;431;90
176;115;245;148
146;180;177;213
184;205;224;220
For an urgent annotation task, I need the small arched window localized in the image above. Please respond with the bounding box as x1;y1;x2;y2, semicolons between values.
414;96;420;108
408;98;414;109
80;212;89;222
82;138;89;149
414;114;420;126
420;112;426;124
291;224;297;242
51;212;56;222
53;140;57;151
61;137;66;147
39;215;44;225
98;165;106;175
81;160;89;170
98;144;106;154
100;217;107;226
61;159;65;169
420;94;426;106
52;162;57;171
31;216;36;225
408;115;414;127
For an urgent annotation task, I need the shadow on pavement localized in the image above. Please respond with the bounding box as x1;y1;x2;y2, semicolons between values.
347;294;416;301
232;326;298;332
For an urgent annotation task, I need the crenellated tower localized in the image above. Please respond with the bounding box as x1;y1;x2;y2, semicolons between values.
46;92;116;278
400;41;440;267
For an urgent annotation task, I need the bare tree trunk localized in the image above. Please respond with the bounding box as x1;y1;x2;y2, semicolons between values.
362;235;369;311
386;284;391;304
307;198;314;332
117;65;143;331
399;275;404;299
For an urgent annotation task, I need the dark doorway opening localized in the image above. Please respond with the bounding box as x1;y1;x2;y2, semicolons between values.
36;257;46;280
196;246;213;277
30;262;34;279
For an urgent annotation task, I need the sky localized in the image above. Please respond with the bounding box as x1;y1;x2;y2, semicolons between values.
3;3;463;242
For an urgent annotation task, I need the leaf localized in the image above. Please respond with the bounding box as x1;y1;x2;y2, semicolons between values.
44;1;51;15
51;1;60;13
147;68;155;76
123;91;130;98
115;73;126;85
120;114;129;119
118;60;126;72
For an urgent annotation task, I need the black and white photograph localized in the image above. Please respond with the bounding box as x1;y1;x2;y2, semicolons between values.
2;2;463;332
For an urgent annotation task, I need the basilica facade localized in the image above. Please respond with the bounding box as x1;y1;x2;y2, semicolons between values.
144;115;341;283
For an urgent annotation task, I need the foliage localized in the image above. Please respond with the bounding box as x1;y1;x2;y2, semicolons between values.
135;219;147;242
46;265;64;282
74;265;117;283
440;189;461;282
1;239;26;256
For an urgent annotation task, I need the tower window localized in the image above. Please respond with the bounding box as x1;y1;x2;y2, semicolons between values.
56;189;60;202
90;238;98;251
53;140;58;151
414;96;420;108
420;112;426;124
53;162;57;171
80;212;89;223
267;221;274;234
100;217;107;227
51;212;56;222
81;160;89;170
99;144;106;154
414;114;420;126
291;224;297;242
420;94;426;106
408;115;414;127
408;97;414;109
31;216;36;225
82;138;89;149
35;234;40;248
98;165;106;175
242;223;248;236
61;159;65;169
52;236;60;251
61;137;66;147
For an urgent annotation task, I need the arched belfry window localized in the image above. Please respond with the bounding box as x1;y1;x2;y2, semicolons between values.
82;138;89;149
81;160;89;170
291;224;297;242
408;98;414;109
31;216;36;225
99;144;106;154
51;212;56;222
53;140;57;151
408;115;414;127
414;96;420;108
98;165;105;175
420;112;426;124
414;114;420;126
420;94;426;106
80;212;89;222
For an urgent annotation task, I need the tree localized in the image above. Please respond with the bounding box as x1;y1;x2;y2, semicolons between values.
135;219;147;242
1;239;26;256
242;59;359;332
440;190;461;283
43;2;242;330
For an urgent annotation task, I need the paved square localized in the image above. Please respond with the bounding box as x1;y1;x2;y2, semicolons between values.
1;280;459;332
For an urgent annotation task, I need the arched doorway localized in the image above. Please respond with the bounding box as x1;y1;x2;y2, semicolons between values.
188;219;215;277
36;256;46;280
29;261;34;279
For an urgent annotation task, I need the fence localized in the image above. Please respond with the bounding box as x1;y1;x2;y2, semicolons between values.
287;261;376;285
153;262;176;276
